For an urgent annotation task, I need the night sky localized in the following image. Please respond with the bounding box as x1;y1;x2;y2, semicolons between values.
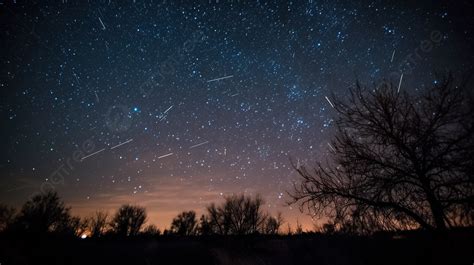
1;1;473;230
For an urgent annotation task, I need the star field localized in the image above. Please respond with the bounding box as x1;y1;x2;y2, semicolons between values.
1;1;473;229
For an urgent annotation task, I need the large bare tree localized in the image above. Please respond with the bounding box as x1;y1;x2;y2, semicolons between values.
290;74;473;233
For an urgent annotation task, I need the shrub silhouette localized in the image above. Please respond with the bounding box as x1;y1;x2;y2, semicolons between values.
202;194;268;235
86;211;109;237
142;224;161;236
262;212;284;234
290;74;474;233
110;204;147;236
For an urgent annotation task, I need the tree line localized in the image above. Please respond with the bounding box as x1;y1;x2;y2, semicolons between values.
0;192;286;237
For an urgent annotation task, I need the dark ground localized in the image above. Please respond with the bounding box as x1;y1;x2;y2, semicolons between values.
0;230;473;265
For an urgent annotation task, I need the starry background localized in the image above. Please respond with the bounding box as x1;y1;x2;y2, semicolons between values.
1;0;473;230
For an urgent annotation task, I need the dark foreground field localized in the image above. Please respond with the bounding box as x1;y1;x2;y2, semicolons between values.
1;230;472;265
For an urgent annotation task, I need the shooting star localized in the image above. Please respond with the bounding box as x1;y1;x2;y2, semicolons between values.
207;75;233;83
98;17;106;30
81;148;105;161
163;105;173;114
327;143;336;152
94;91;99;102
230;93;239;97
397;73;404;93
158;152;174;159
391;49;396;63
189;140;209;149
159;105;174;121
110;138;133;150
325;96;335;108
72;71;80;85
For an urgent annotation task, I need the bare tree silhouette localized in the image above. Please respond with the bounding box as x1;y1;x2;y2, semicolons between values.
290;74;474;233
295;219;303;235
87;211;109;237
198;214;213;235
56;215;87;236
171;210;198;235
262;212;284;234
14;191;75;235
110;205;147;236
286;223;293;235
